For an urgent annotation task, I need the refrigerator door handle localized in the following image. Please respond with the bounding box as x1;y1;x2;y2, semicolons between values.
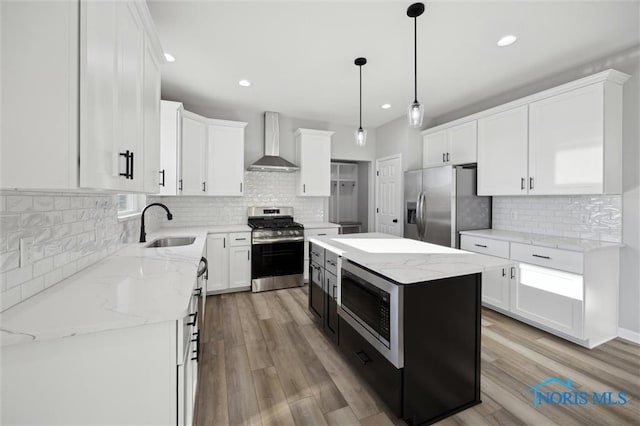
421;192;428;239
416;193;423;237
418;192;427;239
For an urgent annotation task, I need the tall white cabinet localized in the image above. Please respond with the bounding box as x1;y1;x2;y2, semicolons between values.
1;0;164;193
295;129;333;196
208;120;247;196
180;112;209;195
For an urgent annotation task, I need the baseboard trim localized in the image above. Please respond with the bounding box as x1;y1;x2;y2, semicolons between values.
618;327;640;345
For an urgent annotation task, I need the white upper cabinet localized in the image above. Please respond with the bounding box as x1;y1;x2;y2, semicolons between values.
142;36;163;194
295;129;333;197
207;120;248;196
528;81;622;195
159;101;183;196
1;0;164;191
422;121;477;168
477;105;529;196
180;112;208;196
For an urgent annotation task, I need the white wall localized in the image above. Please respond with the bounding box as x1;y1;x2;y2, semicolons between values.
429;46;640;336
375;115;427;172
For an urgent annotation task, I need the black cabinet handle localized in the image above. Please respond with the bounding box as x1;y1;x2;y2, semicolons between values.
119;151;129;178
159;169;165;187
317;233;327;236
530;177;534;190
510;267;516;279
521;177;525;190
223;238;226;248
187;311;198;327
247;250;250;261
532;254;551;260
356;350;371;365
179;179;183;191
240;182;243;193
202;181;206;192
446;152;450;162
303;184;306;193
129;151;134;179
235;238;246;241
442;153;446;163
193;288;202;297
475;244;487;248
191;332;200;361
502;268;506;277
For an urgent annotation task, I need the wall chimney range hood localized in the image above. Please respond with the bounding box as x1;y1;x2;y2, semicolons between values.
247;112;299;172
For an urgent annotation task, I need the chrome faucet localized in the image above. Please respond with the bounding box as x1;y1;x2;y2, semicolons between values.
139;203;173;243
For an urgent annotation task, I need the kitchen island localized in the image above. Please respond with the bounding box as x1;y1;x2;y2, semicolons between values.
307;233;511;426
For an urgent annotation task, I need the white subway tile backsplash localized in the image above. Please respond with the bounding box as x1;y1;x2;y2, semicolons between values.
0;191;159;312
492;195;622;242
149;171;325;227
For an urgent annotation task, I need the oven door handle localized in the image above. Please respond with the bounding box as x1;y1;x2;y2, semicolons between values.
252;237;304;245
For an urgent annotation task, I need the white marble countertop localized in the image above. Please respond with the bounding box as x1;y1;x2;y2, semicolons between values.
309;233;512;285
0;228;208;348
303;222;341;229
459;229;622;252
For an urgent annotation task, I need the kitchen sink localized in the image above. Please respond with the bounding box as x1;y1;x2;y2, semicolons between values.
145;237;196;248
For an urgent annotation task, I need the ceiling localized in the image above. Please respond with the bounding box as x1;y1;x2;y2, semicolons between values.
148;1;639;128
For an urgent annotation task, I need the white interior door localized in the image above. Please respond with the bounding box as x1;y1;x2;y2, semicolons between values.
375;155;402;236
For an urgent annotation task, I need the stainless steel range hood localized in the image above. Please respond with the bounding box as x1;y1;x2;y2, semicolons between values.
248;112;299;172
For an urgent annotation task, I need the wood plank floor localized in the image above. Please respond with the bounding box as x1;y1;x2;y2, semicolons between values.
194;286;640;426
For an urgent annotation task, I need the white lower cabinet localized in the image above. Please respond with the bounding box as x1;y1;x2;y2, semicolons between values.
206;232;251;293
2;292;201;425
304;227;339;281
461;233;619;348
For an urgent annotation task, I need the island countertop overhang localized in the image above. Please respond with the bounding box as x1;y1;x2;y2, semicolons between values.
308;232;513;284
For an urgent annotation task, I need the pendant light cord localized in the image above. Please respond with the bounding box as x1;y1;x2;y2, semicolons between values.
359;65;363;129
413;16;418;103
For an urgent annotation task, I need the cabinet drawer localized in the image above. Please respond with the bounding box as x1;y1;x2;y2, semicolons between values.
310;242;324;265
510;243;583;274
325;250;338;276
338;317;402;417
306;228;339;238
229;232;251;247
460;235;509;258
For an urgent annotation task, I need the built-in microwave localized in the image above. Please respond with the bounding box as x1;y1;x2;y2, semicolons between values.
339;260;404;368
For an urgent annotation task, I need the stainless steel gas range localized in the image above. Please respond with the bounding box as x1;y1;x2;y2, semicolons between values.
247;207;304;293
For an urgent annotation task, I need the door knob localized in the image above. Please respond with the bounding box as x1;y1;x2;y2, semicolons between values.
392;219;398;223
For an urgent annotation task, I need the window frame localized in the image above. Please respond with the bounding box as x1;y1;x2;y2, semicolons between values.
117;194;146;219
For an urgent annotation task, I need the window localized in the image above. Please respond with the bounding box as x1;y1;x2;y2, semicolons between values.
117;194;146;218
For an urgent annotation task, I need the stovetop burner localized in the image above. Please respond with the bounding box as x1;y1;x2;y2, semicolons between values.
247;207;304;231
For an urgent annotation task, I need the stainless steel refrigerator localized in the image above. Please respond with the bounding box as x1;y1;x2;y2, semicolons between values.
404;165;491;248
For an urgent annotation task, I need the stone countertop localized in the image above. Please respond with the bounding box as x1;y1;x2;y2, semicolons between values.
157;224;252;234
0;228;209;348
459;229;622;252
309;233;512;285
303;222;341;230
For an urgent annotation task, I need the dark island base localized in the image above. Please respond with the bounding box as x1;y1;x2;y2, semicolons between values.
335;273;482;426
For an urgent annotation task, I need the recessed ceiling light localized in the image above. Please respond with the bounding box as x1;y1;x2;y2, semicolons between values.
238;79;251;87
497;35;517;47
381;104;391;110
164;53;175;62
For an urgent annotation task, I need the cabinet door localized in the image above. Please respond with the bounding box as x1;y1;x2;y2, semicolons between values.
325;272;339;344
481;267;510;311
80;0;121;190
115;2;144;192
206;234;229;293
297;131;332;196
160;102;182;195
229;246;251;289
142;37;162;194
181;115;207;195
308;263;325;323
208;124;245;196
510;264;584;338
448;121;477;165
529;84;604;195
422;130;448;168
477;105;529;196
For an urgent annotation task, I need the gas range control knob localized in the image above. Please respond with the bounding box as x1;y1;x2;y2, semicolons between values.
277;231;283;236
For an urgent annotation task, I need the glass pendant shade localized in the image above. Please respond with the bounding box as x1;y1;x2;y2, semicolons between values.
407;101;424;128
355;127;367;146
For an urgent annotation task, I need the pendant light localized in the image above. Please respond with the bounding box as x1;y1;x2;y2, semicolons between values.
407;2;425;128
354;57;367;146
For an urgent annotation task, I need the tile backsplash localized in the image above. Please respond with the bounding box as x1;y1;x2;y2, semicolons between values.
492;195;622;242
0;191;158;312
149;171;325;227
